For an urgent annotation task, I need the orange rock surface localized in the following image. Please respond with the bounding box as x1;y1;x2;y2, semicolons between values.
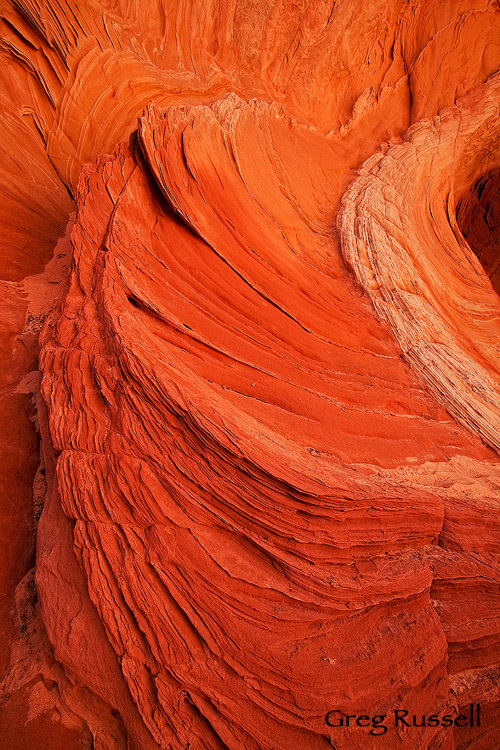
1;1;500;749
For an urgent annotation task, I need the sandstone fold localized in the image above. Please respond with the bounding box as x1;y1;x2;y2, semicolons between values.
1;1;500;749
338;73;500;453
33;93;500;749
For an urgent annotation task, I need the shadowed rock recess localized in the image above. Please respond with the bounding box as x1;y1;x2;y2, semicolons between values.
0;1;499;749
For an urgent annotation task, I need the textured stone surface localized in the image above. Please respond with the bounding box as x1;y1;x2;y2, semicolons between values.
1;1;500;749
338;74;500;453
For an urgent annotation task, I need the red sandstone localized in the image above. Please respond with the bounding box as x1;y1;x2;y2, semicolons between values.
1;2;500;749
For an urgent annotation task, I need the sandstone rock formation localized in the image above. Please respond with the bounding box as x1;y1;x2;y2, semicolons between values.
1;1;500;749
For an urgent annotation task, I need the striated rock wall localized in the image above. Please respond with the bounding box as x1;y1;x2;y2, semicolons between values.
338;73;500;453
1;1;500;749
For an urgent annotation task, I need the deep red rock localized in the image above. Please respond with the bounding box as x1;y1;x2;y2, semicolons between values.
1;1;500;749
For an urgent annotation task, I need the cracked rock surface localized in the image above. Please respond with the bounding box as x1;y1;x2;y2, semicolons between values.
1;1;500;749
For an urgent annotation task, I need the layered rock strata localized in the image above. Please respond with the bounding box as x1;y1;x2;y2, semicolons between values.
0;1;500;749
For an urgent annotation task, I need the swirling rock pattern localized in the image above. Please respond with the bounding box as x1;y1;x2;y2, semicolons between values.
338;74;500;453
1;1;500;749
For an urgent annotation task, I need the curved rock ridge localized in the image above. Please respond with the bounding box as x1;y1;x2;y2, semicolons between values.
1;1;500;749
35;95;500;749
338;73;500;454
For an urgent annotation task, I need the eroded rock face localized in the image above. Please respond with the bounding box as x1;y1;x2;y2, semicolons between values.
338;74;500;454
1;1;500;749
457;168;500;296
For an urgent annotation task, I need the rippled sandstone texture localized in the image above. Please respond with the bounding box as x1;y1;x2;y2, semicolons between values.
1;1;500;749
